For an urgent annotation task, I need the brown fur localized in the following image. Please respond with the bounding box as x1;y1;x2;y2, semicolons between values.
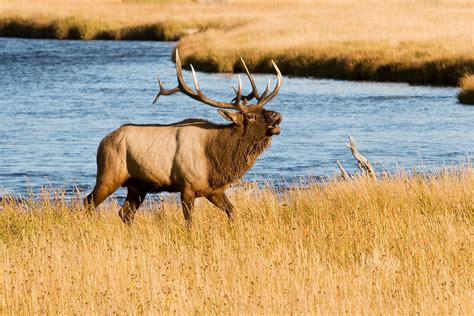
206;123;272;189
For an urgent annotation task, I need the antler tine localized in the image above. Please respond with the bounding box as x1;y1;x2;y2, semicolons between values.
233;75;243;105
257;60;282;107
259;78;271;101
240;57;260;101
235;75;246;110
190;64;201;94
175;49;199;97
153;77;181;104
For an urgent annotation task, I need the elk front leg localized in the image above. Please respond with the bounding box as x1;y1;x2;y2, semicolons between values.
207;192;235;221
180;188;195;227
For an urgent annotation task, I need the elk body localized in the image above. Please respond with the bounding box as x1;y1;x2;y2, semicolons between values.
84;50;283;225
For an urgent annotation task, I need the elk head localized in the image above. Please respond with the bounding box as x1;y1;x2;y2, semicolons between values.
153;49;283;139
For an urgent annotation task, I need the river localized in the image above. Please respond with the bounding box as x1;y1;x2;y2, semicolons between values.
0;38;472;197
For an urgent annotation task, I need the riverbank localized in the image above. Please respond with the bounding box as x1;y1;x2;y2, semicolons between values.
1;1;473;86
1;168;472;314
458;74;474;105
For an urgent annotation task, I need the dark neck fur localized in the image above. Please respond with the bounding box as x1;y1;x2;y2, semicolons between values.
206;124;272;189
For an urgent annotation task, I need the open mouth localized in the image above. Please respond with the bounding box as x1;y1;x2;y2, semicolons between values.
266;114;282;136
267;120;282;136
267;126;281;136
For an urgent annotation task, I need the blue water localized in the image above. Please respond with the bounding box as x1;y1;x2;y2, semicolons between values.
0;38;472;197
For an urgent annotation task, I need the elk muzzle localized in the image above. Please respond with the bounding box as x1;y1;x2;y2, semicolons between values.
266;111;282;136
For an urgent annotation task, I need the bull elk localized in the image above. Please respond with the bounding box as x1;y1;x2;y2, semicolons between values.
84;49;283;225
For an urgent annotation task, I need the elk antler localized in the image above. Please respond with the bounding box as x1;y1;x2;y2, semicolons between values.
152;78;180;104
154;49;282;110
232;59;282;107
238;58;260;102
258;60;282;107
154;49;245;111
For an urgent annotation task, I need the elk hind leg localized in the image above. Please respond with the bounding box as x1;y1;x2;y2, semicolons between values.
84;180;123;209
207;192;235;221
180;188;195;227
84;149;128;209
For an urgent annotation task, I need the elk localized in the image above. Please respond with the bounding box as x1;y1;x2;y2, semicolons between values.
84;49;283;225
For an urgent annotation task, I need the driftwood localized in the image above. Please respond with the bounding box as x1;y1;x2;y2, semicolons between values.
347;135;376;178
336;160;352;181
338;135;377;180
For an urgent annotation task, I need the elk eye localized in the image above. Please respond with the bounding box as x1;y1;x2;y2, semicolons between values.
246;114;256;121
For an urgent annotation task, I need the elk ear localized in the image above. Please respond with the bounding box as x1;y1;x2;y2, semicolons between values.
218;109;241;124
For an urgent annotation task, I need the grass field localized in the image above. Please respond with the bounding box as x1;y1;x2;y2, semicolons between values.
1;1;472;313
0;0;473;85
1;168;472;314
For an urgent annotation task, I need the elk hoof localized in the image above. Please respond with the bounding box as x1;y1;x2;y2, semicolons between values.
227;212;236;222
119;210;134;226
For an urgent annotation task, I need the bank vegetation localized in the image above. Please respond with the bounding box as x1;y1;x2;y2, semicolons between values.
0;0;473;85
458;74;474;105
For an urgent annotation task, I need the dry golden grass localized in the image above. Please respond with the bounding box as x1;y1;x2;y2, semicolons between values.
177;1;474;85
1;168;473;314
0;1;244;40
458;74;474;105
0;0;473;85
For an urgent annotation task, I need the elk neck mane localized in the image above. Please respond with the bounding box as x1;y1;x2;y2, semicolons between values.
205;123;272;189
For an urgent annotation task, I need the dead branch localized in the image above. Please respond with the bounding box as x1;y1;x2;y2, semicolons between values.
347;135;377;179
336;160;352;181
